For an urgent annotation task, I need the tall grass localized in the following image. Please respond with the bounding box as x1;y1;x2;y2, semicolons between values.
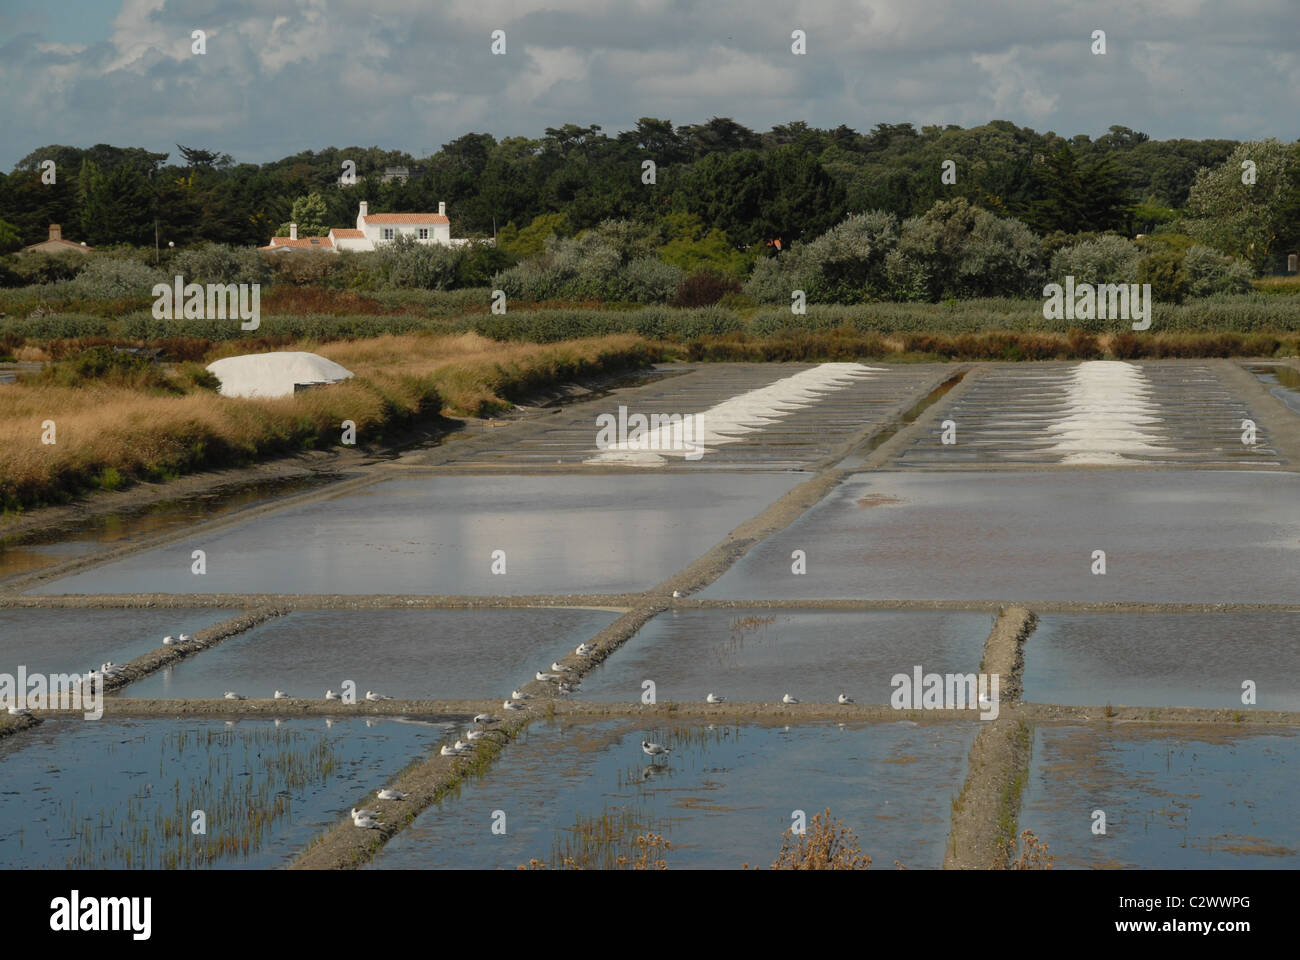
0;332;662;511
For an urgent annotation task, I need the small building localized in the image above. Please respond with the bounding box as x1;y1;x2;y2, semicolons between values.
260;202;483;253
259;222;333;253
22;224;92;254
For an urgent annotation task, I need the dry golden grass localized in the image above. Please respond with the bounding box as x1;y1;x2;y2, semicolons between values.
995;829;1056;869
0;332;661;511
753;808;873;870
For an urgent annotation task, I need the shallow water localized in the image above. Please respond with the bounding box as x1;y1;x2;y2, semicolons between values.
1019;724;1300;869
1247;363;1300;415
367;718;977;869
0;475;338;582
32;473;801;596
122;608;619;700
0;608;239;679
0;716;449;869
1022;613;1300;710
576;608;991;704
703;470;1300;604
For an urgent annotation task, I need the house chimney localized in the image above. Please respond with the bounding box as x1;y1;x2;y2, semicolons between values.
438;201;446;217
289;223;298;241
359;201;369;218
49;224;61;241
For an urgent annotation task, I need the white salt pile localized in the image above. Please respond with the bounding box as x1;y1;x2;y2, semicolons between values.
586;362;884;465
1044;360;1167;464
205;352;354;399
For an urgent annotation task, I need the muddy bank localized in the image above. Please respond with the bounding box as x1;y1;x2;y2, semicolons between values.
980;606;1036;701
945;718;1032;869
290;715;531;870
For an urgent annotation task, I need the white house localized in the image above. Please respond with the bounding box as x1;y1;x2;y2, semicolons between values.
261;201;483;253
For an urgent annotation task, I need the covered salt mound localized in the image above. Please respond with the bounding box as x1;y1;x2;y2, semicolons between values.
206;351;354;399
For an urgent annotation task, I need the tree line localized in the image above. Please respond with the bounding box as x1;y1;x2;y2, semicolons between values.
2;119;1296;274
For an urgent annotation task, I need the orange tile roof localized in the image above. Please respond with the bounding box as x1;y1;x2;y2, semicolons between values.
329;228;365;238
362;213;449;225
259;236;334;250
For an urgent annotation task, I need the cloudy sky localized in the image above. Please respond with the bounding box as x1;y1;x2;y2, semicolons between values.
2;0;1297;169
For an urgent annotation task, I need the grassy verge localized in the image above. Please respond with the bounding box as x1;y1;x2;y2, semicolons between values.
0;332;663;512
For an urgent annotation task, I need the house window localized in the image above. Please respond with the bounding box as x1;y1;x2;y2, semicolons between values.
418;228;429;240
383;228;394;240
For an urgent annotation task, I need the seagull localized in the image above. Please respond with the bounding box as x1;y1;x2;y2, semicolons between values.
351;806;380;820
7;704;31;715
465;729;486;740
178;634;192;642
782;693;799;704
441;744;470;757
353;815;381;829
511;689;532;700
672;590;682;598
377;788;407;801
706;693;726;703
550;662;569;673
454;739;474;752
557;682;574;695
503;700;526;711
365;691;392;701
163;636;177;646
274;690;290;699
473;713;495;724
642;740;671;759
224;691;246;700
325;690;340;701
575;643;594;657
837;693;855;704
535;671;561;682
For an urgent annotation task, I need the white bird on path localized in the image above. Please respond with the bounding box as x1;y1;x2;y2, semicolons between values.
782;693;799;704
178;634;192;642
377;788;407;801
511;690;532;700
274;690;290;699
224;691;246;700
536;671;561;682
353;816;381;829
351;806;380;820
163;636;177;646
550;662;569;673
837;693;855;704
325;690;340;701
576;643;594;657
473;713;495;724
503;700;526;711
706;693;726;703
642;740;671;759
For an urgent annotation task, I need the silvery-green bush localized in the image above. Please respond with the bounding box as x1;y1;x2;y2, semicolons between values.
891;198;1043;300
68;257;167;299
799;211;900;303
1048;235;1141;286
610;256;683;303
743;250;804;304
172;243;269;286
1181;245;1254;297
376;235;461;290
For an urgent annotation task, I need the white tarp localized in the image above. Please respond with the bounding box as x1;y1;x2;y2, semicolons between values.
206;351;354;399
